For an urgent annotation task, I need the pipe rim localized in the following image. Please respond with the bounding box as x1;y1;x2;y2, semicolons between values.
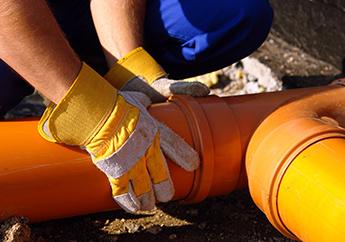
170;95;215;203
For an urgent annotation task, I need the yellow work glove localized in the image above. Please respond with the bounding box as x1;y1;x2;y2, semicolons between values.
38;63;199;212
105;47;210;103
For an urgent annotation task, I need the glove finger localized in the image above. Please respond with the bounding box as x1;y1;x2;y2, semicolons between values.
169;81;210;97
153;176;174;203
157;120;200;172
109;157;153;213
146;134;174;202
122;77;166;103
129;157;154;205
151;78;210;97
150;78;174;98
137;190;156;211
123;91;152;108
109;176;141;213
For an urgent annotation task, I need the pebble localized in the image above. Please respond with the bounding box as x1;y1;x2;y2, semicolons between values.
245;82;260;94
242;57;281;92
198;222;207;230
287;56;294;63
169;234;177;240
1;222;31;242
146;225;162;235
125;223;140;233
93;220;101;225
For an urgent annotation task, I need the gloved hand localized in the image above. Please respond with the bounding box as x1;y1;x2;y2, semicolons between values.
105;47;210;103
38;63;199;212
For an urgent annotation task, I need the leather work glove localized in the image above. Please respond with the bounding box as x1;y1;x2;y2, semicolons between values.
38;63;200;213
105;47;210;103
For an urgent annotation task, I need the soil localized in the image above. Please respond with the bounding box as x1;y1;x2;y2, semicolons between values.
30;191;292;242
0;33;342;242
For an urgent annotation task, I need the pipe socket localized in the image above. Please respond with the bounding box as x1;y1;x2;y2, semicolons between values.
246;84;345;241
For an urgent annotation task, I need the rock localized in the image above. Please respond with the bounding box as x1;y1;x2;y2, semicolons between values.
4;93;45;119
198;222;207;230
125;223;140;233
169;234;177;240
244;82;260;94
0;217;31;242
242;57;281;92
270;0;345;70
146;225;162;235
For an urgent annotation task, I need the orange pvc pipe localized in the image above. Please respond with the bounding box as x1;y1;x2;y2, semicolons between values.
0;85;343;222
246;83;345;240
278;138;345;241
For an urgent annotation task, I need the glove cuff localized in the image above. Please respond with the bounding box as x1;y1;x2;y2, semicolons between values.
105;47;167;89
38;62;117;146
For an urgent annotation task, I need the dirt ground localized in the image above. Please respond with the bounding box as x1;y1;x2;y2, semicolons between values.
0;33;342;242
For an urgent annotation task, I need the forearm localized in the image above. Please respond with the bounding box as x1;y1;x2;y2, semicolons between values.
90;0;147;66
0;0;81;104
